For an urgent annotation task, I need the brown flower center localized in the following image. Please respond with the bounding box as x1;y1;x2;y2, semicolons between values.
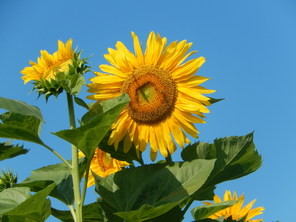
121;66;177;124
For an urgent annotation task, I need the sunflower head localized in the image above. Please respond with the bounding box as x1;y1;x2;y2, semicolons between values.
79;148;129;187
87;31;215;161
204;190;264;222
21;39;89;100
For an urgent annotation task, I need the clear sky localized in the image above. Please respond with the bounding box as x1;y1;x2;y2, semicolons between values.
1;0;295;221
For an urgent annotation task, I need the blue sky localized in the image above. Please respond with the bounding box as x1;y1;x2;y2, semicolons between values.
1;0;296;221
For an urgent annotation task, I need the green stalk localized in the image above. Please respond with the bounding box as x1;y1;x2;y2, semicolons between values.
67;93;82;222
81;162;91;204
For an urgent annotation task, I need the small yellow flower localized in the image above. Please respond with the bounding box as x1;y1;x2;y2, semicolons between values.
21;39;74;84
21;39;88;98
79;148;129;187
87;31;215;161
204;190;264;222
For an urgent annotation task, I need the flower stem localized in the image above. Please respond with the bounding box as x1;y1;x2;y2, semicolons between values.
66;93;82;222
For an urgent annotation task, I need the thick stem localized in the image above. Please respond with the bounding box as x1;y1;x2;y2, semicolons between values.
67;93;82;222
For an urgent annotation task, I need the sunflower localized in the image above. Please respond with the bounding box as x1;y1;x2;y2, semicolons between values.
87;31;215;161
79;148;129;187
21;39;88;98
204;190;264;222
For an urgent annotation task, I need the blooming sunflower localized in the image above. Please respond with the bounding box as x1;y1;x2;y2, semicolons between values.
79;148;129;187
87;31;215;161
204;190;264;222
21;39;88;98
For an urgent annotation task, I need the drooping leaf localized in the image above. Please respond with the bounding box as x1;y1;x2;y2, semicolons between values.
97;159;216;222
0;97;43;121
19;162;74;205
1;184;55;222
191;200;237;220
53;94;129;160
181;133;262;186
99;131;143;165
0;112;44;145
0;142;28;161
51;202;106;222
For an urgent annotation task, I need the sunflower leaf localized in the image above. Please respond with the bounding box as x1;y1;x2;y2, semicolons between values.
53;94;129;160
1;184;54;221
191;200;238;220
17;161;79;205
181;132;262;187
0;142;28;161
96;159;215;221
99;131;144;165
0;97;43;121
0;112;44;145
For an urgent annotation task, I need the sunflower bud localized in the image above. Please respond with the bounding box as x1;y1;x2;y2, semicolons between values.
0;170;17;192
21;39;89;100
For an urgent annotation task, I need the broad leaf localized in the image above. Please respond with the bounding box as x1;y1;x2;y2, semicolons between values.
51;202;106;222
97;159;216;222
144;205;183;222
0;112;44;145
0;187;30;214
181;133;262;187
191;200;237;220
53;94;129;160
2;184;55;222
99;131;143;165
0;97;43;121
19;162;74;205
0;142;28;161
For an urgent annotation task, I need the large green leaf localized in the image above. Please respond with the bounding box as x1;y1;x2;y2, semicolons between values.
97;159;216;222
51;202;106;222
144;205;183;222
99;131;144;165
53;94;129;160
191;200;237;220
0;112;44;145
0;97;43;121
181;133;262;187
0;187;30;214
1;184;55;221
19;162;74;205
0;142;28;161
